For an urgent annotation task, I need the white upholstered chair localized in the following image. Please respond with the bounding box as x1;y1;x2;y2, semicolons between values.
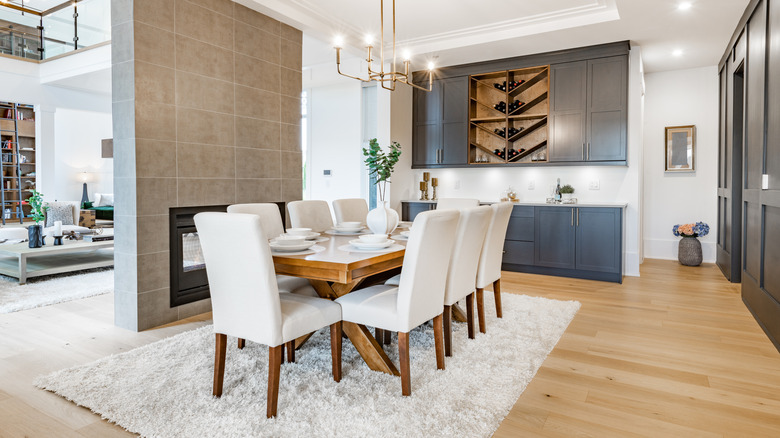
287;200;335;232
441;206;493;356
227;203;312;293
436;198;480;211
194;212;343;418
336;209;460;396
475;202;513;333
332;198;369;225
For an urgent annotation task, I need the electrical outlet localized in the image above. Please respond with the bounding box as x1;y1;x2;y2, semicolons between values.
528;181;535;190
454;180;461;190
763;174;769;190
589;179;600;190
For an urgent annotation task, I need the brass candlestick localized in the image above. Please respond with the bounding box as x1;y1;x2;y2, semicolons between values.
431;177;438;200
422;173;430;200
419;181;426;200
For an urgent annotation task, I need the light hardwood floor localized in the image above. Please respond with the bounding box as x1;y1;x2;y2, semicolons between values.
1;259;779;437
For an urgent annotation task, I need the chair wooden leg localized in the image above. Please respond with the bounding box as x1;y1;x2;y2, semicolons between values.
433;314;446;370
493;278;503;318
280;343;285;364
383;330;391;345
476;287;486;333
237;338;245;350
443;305;452;357
466;292;475;339
375;328;384;345
213;333;227;397
267;345;283;418
286;340;295;363
330;322;342;382
398;331;411;396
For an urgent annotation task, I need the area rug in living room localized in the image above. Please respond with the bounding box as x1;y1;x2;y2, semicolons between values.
35;294;579;438
0;268;113;314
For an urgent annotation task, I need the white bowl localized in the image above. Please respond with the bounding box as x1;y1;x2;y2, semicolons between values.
286;228;312;236
400;230;411;238
359;234;388;244
273;235;305;246
338;221;362;228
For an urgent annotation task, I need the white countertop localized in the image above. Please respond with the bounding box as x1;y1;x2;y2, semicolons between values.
403;200;627;208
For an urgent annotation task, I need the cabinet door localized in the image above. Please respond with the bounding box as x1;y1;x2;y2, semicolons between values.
587;56;627;161
412;81;442;166
534;207;576;269
402;202;435;221
440;77;468;165
549;61;587;162
575;208;622;273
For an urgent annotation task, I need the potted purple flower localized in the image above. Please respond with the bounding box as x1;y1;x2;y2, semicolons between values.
672;221;710;266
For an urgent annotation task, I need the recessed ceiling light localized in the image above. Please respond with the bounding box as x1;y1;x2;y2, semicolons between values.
673;49;683;57
678;2;692;11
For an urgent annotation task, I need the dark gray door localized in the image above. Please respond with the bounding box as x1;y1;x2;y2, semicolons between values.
440;77;468;165
534;207;576;269
586;56;627;161
549;61;587;162
575;207;621;273
412;81;442;166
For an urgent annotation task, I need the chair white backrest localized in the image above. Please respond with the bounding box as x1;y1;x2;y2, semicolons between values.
396;209;460;331
443;206;493;306
436;198;480;211
227;203;284;240
194;212;284;347
332;198;369;225
287;200;335;232
476;202;513;288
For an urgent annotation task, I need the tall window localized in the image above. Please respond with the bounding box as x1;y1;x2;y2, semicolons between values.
361;83;377;209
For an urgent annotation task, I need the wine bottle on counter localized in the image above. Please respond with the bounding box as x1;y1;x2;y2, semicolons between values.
555;178;562;201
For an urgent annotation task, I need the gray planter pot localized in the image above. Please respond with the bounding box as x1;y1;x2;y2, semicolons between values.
678;236;702;266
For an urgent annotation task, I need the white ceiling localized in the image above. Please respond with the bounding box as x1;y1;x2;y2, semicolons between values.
239;0;750;73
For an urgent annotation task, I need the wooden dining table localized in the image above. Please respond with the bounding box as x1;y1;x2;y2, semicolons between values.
272;232;408;376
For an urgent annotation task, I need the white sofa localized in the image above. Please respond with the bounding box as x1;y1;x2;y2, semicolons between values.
0;201;92;243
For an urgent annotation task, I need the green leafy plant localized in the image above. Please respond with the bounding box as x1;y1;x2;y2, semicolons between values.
27;190;47;224
559;184;575;194
362;138;402;202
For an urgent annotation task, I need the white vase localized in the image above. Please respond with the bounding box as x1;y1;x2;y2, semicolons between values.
366;202;399;236
562;193;574;201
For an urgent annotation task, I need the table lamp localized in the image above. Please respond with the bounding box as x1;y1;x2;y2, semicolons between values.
79;172;90;208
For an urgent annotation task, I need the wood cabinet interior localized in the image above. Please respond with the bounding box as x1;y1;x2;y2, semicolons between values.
0;102;36;224
468;65;549;165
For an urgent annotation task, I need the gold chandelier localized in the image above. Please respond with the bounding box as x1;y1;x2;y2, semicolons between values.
333;0;434;92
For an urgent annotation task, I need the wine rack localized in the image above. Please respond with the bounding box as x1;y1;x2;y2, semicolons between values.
468;65;549;165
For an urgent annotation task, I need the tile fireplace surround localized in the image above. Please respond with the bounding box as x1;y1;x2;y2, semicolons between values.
111;0;303;331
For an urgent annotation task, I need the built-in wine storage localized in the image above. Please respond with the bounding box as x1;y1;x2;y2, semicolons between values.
468;65;549;165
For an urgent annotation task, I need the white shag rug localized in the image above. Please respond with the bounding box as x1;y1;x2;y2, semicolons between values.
0;268;114;314
35;294;579;438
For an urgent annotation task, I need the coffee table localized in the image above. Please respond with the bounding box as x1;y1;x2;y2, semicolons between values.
0;240;114;284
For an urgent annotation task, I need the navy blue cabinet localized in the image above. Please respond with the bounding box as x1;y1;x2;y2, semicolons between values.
575;207;622;274
534;207;576;269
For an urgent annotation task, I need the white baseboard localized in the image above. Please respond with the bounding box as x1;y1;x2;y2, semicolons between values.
643;238;716;263
624;251;640;277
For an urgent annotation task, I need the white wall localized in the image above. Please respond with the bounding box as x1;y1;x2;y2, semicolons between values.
52;108;113;202
642;66;719;262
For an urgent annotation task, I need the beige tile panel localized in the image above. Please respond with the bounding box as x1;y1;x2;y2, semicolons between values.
280;37;302;71
235;117;280;150
134;61;175;105
177;178;236;207
112;60;134;103
280;22;302;44
235;53;280;93
234;20;280;64
136;252;170;293
280;68;302;97
175;0;233;50
235;148;281;179
175;35;234;81
178;297;212;319
234;3;280;35
135;215;169;255
136;177;178;216
175;71;234;114
176;108;235;146
111;21;133;65
176;143;236;178
280;123;301;152
281;178;303;202
137;287;178;330
280;95;301;125
281;151;302;180
183;0;233;17
234;85;280;121
235;178;282;203
134;0;174;31
135;101;176;141
134;21;175;68
135;139;177;178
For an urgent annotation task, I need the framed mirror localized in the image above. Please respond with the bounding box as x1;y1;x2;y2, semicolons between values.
665;125;695;172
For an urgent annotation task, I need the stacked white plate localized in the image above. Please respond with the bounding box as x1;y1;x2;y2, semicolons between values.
329;224;365;234
349;238;395;250
285;228;320;240
269;237;316;252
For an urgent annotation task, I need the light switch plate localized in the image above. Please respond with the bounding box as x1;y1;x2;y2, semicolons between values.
589;179;600;190
763;174;769;190
454;180;461;190
528;181;535;190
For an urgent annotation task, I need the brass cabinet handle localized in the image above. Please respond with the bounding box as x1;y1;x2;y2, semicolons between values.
577;208;579;227
571;208;574;226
